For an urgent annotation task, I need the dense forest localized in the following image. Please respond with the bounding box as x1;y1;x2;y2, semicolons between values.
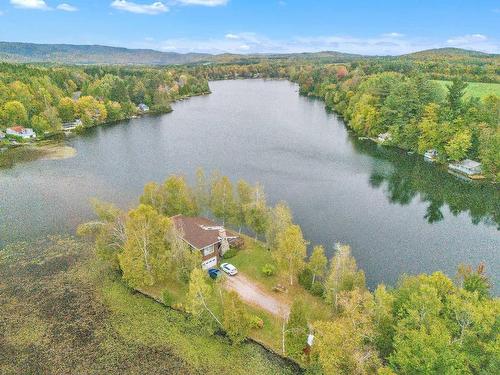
0;63;209;137
76;171;499;375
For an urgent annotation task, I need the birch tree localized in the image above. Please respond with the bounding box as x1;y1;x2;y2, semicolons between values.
139;181;166;212
313;289;380;375
187;268;221;334
324;244;366;310
309;245;328;285
161;175;198;216
167;226;201;283
235;179;253;232
194;167;210;215
118;204;172;288
245;183;269;240
274;224;307;285
266;201;293;250
77;198;126;269
210;175;236;225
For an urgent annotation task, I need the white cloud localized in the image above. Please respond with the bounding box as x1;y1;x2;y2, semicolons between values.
10;0;49;9
176;0;228;6
57;3;78;12
110;1;168;15
447;33;487;44
132;31;499;56
382;32;404;38
445;34;497;53
225;33;239;40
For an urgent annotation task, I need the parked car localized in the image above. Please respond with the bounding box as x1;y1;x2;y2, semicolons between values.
208;268;222;280
221;263;238;276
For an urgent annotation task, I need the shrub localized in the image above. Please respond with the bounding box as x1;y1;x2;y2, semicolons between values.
223;248;238;259
298;267;313;290
249;315;264;329
162;289;173;306
171;302;185;311
310;282;325;297
261;263;276;277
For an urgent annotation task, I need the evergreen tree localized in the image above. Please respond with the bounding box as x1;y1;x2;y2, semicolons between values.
285;299;309;359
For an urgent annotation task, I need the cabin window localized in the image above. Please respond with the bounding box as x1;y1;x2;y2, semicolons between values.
203;245;214;256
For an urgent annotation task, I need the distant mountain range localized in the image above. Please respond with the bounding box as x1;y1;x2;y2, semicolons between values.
402;47;497;59
0;41;497;65
0;42;212;65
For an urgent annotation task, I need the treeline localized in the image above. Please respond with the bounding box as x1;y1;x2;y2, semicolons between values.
199;49;500;83
81;172;499;374
0;63;209;136
195;61;499;181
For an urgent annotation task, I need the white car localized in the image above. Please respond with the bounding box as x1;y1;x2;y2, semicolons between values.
220;263;238;276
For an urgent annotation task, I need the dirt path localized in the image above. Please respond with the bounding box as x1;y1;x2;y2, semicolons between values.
224;273;290;317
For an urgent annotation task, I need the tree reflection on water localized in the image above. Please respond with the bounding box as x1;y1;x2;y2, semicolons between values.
354;137;499;229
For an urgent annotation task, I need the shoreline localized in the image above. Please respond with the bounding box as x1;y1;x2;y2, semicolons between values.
0;90;211;169
304;91;497;184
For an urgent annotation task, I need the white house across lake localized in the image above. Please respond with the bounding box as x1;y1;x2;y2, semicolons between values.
377;132;392;143
137;103;150;112
448;159;483;179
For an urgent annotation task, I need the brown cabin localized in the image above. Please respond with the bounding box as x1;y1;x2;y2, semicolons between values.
171;215;240;270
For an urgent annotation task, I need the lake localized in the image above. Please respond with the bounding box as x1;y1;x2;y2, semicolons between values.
1;79;498;291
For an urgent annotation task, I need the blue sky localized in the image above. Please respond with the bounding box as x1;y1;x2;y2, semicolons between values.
0;0;499;55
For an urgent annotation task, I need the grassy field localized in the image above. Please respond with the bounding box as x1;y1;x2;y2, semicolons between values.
433;80;500;99
0;237;300;375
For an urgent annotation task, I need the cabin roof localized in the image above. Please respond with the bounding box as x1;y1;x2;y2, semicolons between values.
171;215;237;250
461;159;481;168
8;126;25;133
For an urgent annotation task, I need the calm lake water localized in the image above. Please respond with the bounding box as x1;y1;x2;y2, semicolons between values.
1;80;499;291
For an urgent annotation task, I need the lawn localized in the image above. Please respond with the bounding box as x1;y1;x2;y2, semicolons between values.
433;80;500;99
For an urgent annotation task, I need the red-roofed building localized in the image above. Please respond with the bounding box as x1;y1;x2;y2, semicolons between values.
6;126;36;139
171;215;240;270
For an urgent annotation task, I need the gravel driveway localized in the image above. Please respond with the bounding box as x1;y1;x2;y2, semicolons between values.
224;274;290;317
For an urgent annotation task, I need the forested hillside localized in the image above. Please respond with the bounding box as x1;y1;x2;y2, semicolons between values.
0;42;212;65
